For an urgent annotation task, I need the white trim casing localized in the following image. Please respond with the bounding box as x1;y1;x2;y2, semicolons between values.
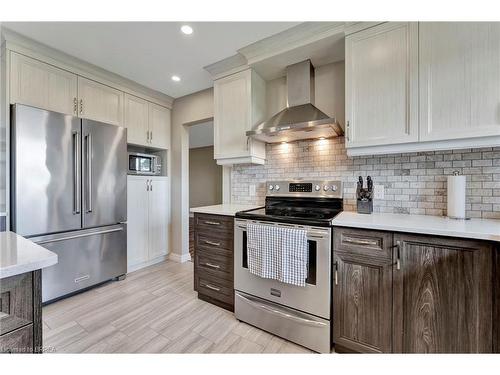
168;252;191;263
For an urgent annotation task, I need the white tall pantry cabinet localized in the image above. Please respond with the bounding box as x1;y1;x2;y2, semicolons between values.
127;176;169;272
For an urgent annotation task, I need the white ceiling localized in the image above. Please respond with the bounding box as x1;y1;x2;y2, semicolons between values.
3;22;299;98
189;121;214;149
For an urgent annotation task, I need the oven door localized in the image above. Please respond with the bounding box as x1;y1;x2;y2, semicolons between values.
234;219;331;319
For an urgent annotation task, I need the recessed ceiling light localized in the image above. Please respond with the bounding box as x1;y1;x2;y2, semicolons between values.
181;25;193;35
171;75;181;82
319;137;325;140
281;141;287;144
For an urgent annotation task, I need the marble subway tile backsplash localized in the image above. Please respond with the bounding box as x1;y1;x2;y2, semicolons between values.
231;137;500;219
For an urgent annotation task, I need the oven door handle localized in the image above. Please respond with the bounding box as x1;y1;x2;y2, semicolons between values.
236;293;327;328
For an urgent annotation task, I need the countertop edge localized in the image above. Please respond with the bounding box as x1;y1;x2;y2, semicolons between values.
332;212;500;242
0;253;58;279
189;204;263;217
332;221;500;242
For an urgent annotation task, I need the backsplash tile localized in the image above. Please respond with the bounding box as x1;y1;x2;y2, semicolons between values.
231;137;500;219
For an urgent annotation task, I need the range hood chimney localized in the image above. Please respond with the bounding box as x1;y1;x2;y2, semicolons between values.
247;60;343;143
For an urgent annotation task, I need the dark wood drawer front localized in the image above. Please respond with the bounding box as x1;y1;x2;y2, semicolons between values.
195;213;233;234
0;324;33;353
197;253;232;281
196;232;233;254
334;228;393;262
0;273;33;336
197;275;233;305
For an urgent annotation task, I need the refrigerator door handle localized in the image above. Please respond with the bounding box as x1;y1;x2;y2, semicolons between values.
33;226;124;245
73;131;81;214
85;133;93;213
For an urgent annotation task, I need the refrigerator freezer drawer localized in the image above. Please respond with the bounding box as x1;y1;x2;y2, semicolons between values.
31;224;127;303
234;290;331;353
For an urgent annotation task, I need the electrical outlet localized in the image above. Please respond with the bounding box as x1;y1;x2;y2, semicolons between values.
249;184;256;196
374;184;385;200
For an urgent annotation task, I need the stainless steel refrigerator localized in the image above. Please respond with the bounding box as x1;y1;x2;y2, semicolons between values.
10;104;127;303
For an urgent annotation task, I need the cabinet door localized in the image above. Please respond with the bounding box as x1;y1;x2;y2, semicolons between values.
420;22;500;141
78;76;123;126
148;177;169;259
333;228;393;353
10;52;77;116
345;22;418;148
393;234;493;353
124;94;148;145
148;103;171;149
127;176;149;270
214;70;251;160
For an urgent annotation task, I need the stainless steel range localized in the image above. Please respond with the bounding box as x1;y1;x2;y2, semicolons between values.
234;180;343;353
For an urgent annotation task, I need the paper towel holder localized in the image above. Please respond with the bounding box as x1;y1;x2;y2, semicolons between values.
447;170;470;220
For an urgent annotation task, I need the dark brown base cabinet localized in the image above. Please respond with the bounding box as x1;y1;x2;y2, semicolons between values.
193;213;234;312
0;270;42;353
333;227;497;353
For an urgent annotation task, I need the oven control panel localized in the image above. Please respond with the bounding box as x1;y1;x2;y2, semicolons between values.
267;180;342;198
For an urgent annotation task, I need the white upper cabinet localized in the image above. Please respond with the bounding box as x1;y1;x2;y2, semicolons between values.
419;22;500;141
77;76;123;126
123;95;170;149
10;52;78;116
214;68;266;165
148;103;171;149
345;22;418;148
124;93;149;145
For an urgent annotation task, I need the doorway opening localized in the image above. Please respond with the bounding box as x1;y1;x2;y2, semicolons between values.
187;119;222;259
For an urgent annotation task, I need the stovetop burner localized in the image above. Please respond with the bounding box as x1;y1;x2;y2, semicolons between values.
235;180;343;227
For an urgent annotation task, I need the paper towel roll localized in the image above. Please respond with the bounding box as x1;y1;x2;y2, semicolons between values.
447;175;466;219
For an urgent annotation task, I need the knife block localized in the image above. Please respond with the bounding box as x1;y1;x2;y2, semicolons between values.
357;199;373;214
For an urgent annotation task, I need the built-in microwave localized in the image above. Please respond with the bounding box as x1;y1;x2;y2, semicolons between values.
128;152;161;175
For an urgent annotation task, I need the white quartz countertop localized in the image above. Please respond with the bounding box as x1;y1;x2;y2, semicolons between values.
332;212;500;242
0;231;58;279
190;204;263;217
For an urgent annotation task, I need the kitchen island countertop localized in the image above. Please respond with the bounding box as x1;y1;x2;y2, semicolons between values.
0;231;58;279
332;211;500;242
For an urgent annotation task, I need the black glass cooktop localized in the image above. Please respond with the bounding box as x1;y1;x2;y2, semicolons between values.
236;197;343;227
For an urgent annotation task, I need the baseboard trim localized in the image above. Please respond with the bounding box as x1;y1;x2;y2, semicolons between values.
168;252;191;263
127;255;167;273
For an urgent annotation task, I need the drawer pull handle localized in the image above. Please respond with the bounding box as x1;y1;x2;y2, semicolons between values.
204;284;220;292
204;221;221;226
334;261;339;285
343;237;378;247
204;262;220;269
204;240;220;246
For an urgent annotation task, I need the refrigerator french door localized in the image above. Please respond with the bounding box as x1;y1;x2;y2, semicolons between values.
11;104;127;303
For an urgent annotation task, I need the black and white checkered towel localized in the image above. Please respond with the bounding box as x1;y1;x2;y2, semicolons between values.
247;223;308;287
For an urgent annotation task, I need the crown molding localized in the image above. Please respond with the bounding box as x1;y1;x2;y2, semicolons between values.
238;22;345;66
204;22;347;81
204;53;249;81
1;28;174;108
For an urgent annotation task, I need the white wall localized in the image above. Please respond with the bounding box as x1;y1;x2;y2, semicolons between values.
189;121;214;149
171;88;214;260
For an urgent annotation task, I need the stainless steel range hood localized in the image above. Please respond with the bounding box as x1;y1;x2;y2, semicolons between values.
247;60;343;143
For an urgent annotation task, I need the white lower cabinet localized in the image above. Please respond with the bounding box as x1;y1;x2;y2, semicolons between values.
127;176;169;272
